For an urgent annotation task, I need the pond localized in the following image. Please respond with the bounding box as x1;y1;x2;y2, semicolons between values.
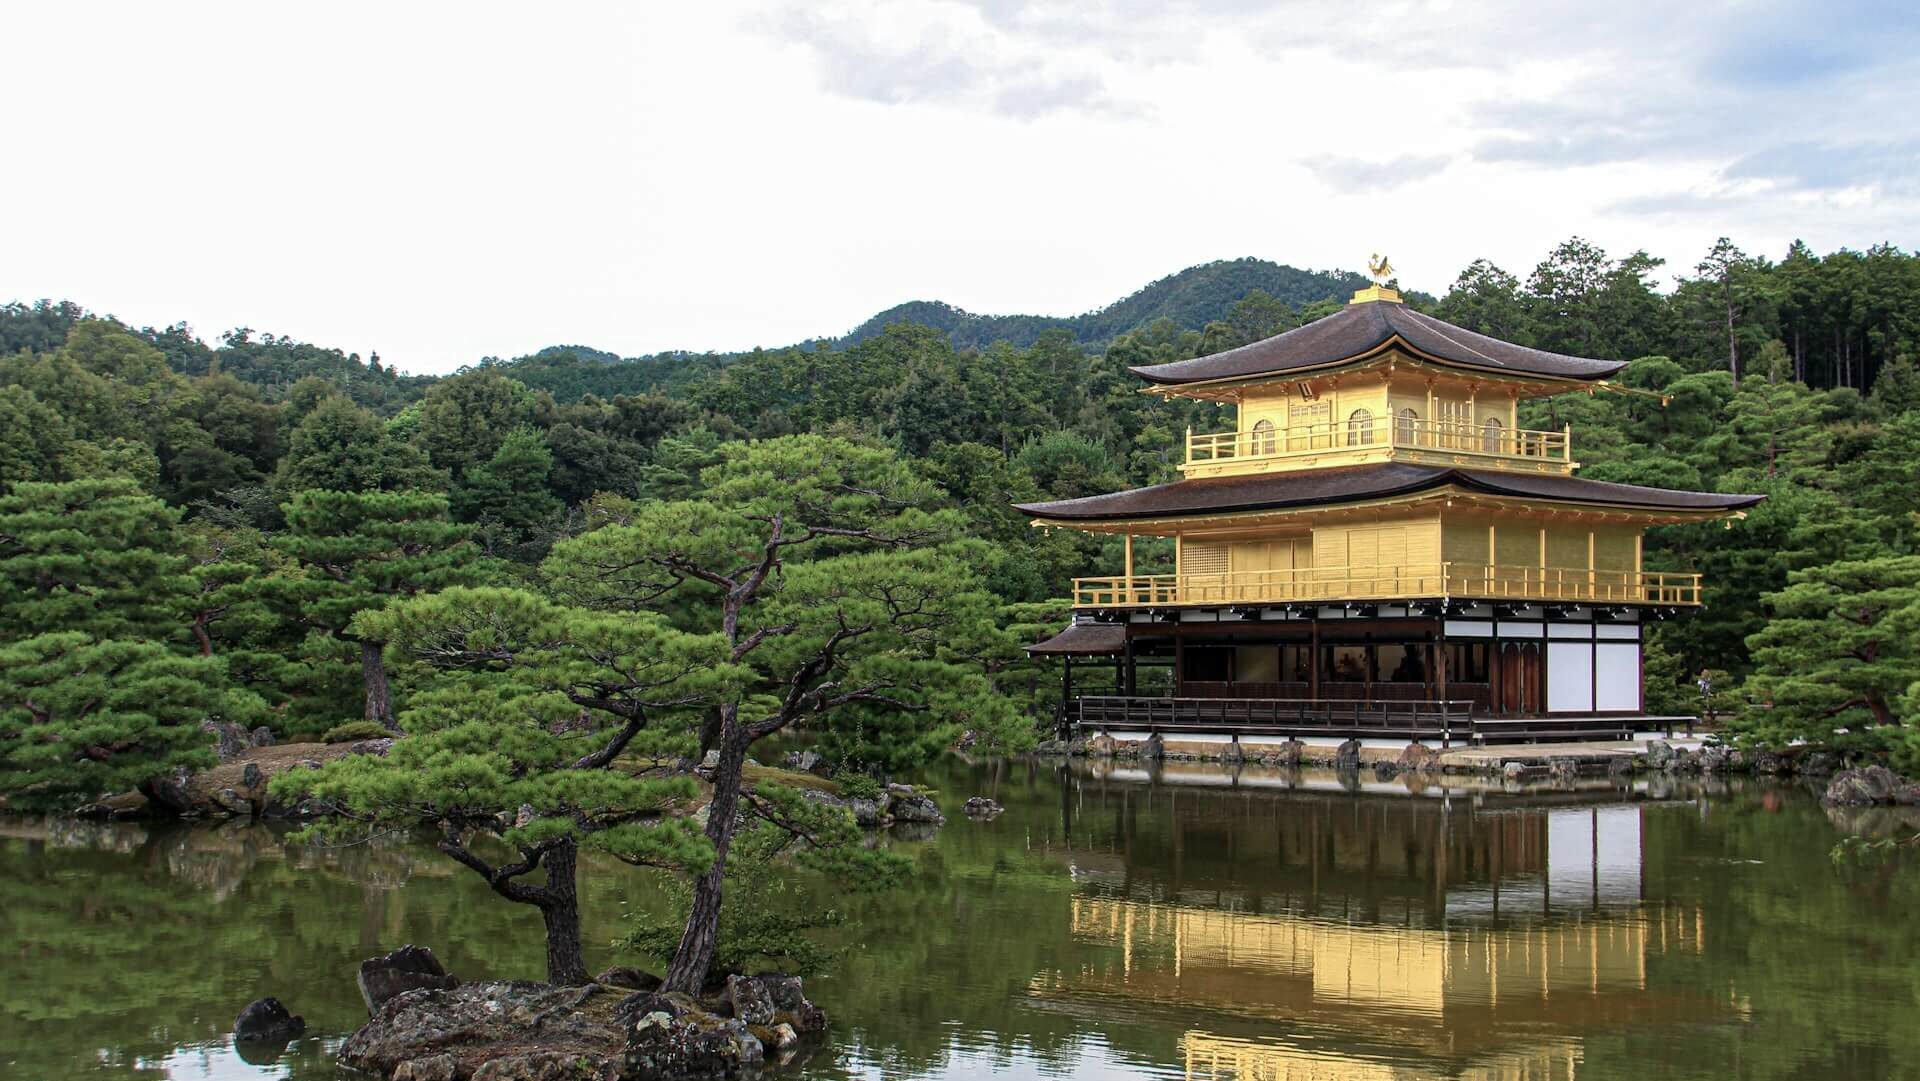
4;757;1919;1081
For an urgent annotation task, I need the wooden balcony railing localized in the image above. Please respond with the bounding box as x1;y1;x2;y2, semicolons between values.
1185;417;1570;469
1074;695;1478;744
1071;563;1702;608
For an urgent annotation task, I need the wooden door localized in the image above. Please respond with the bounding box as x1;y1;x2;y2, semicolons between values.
1520;644;1544;714
1498;642;1544;715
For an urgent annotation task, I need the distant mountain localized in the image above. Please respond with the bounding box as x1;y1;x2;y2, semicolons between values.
500;258;1379;400
841;258;1373;350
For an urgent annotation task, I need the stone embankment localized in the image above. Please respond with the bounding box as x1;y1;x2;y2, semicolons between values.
77;740;383;820
1033;731;1885;782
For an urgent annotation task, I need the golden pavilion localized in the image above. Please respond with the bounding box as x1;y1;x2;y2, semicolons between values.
1019;270;1763;743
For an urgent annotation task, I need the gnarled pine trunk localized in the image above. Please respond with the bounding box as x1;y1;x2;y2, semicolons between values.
539;838;590;986
361;639;399;733
661;709;746;993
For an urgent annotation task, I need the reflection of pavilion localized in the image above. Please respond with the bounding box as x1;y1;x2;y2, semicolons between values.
1182;1029;1580;1081
1029;774;1731;1079
1039;896;1716;1079
1061;773;1655;928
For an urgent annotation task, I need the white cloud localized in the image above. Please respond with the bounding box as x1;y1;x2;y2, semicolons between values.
1;0;1914;374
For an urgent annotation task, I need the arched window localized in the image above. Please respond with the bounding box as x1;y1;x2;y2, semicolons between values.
1251;418;1277;455
1481;416;1504;454
1347;408;1374;446
1395;407;1418;446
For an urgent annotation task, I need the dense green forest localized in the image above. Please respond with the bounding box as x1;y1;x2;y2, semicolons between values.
4;235;1920;791
482;257;1383;402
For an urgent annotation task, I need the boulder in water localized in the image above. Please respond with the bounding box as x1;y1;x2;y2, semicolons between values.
886;786;944;824
725;975;775;1026
1824;766;1905;806
357;944;458;1016
234;996;305;1043
1398;743;1441;774
1644;740;1675;770
1333;739;1362;771
963;797;1004;818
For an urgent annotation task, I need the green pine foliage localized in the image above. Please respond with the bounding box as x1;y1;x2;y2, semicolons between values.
0;634;240;809
0;478;196;642
1740;551;1920;769
274;490;486;729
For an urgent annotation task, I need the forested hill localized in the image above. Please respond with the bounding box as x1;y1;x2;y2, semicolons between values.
842;258;1376;350
496;258;1380;401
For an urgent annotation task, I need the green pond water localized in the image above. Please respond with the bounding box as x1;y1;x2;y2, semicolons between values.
5;758;1920;1081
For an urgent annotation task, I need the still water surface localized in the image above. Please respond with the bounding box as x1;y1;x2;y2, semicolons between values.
5;758;1919;1081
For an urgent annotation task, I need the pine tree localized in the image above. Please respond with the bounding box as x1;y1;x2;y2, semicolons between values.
0;634;244;810
0;478;195;644
540;434;1026;992
273;490;483;730
273;586;739;984
1739;552;1920;764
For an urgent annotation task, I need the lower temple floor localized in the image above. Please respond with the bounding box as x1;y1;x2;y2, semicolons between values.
1036;603;1675;745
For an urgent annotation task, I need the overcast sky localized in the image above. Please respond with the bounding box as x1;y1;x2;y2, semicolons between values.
5;1;1915;374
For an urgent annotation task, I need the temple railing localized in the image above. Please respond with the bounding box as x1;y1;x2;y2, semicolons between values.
1071;563;1702;607
1068;696;1641;746
1074;695;1479;744
1184;417;1571;473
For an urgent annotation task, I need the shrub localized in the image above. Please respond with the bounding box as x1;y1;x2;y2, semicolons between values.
320;720;392;744
835;772;882;800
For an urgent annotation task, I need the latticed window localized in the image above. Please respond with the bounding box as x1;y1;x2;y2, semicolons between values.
1480;416;1504;453
1250;418;1277;455
1395;408;1418;445
1347;408;1374;446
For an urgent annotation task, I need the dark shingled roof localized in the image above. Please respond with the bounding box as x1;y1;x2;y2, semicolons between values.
1131;300;1627;385
1014;463;1764;522
1026;622;1126;655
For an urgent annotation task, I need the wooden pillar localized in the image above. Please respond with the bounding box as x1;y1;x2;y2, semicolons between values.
1124;533;1135;581
1309;613;1321;699
1587;529;1597;599
1490;636;1504;715
1436;624;1450;745
1174;629;1186;697
1123;633;1137;697
1466;385;1477;451
1424;379;1435;447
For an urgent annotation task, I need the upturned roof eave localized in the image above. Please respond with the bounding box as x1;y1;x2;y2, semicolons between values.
1016;476;1765;530
1128;334;1626;392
